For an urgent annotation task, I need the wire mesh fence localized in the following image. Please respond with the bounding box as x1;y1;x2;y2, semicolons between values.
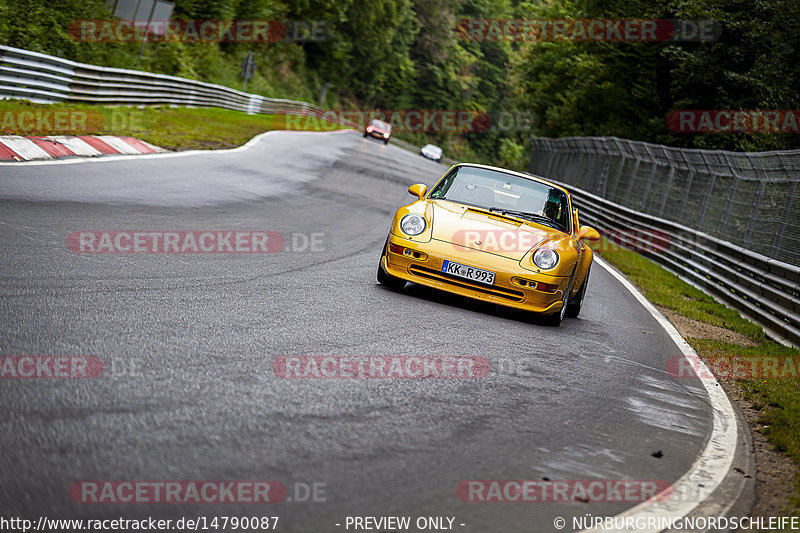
528;137;800;266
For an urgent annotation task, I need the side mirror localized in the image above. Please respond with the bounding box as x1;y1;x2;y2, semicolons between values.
408;183;427;200
578;226;600;241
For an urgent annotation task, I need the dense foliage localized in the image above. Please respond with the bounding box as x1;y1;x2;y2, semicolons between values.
2;0;799;163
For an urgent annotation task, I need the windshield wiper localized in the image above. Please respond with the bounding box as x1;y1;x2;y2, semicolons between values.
488;207;564;229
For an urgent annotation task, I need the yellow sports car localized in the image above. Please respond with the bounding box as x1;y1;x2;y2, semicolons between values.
377;163;600;325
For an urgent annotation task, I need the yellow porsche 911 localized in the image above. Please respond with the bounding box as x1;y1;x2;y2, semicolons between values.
377;163;600;325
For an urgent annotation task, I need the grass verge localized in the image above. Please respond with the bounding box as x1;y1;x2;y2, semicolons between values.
0;100;347;151
591;237;800;514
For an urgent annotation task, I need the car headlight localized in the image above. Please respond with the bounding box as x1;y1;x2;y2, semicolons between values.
400;214;426;236
383;132;389;138
533;247;559;270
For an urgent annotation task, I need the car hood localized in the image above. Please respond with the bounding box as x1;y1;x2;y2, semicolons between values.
429;200;558;261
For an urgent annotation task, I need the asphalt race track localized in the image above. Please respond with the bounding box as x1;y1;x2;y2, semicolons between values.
0;131;714;532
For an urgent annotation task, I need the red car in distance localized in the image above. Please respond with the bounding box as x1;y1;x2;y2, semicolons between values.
364;119;392;144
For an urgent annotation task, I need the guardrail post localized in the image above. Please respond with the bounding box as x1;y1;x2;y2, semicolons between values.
639;146;664;211
694;152;718;229
696;173;717;229
718;172;739;237
544;140;557;177
581;141;598;189
641;161;659;210
622;158;640;204
657;166;676;218
597;157;611;197
743;179;766;250
771;180;797;260
607;138;628;202
677;169;695;222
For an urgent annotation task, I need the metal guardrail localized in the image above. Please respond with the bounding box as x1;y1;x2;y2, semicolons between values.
0;45;457;165
529;137;800;267
541;176;800;347
0;45;351;121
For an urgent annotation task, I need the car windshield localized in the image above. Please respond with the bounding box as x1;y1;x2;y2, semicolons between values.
370;119;390;130
429;166;571;232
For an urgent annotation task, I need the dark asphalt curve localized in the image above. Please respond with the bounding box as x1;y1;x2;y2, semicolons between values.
0;131;712;532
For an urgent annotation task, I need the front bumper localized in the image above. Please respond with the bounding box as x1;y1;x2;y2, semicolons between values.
382;233;568;314
366;130;390;140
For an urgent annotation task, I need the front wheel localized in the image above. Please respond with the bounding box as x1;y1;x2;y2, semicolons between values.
566;267;590;318
383;139;389;145
544;293;568;326
543;274;573;326
377;261;406;290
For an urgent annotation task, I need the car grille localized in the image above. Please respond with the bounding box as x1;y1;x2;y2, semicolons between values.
408;265;525;302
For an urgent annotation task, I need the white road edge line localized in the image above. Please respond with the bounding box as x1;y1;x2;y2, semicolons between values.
585;256;739;532
0;129;357;166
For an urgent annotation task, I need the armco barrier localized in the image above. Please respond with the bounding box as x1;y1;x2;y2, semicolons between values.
528;136;800;266
541;175;800;347
0;45;457;166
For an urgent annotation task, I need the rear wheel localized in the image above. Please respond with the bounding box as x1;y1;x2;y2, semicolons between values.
566;267;590;318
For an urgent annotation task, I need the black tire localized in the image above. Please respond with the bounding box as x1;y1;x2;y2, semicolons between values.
363;131;368;137
383;139;389;145
543;270;576;326
543;289;568;326
377;261;406;290
377;238;406;290
566;266;590;318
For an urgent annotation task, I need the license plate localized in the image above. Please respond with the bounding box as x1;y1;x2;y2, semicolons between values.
441;260;495;285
